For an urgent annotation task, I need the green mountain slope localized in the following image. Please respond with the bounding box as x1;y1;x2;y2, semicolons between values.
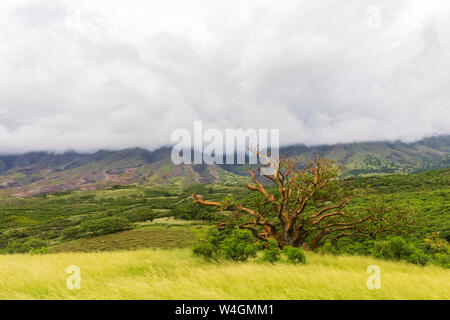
0;135;448;196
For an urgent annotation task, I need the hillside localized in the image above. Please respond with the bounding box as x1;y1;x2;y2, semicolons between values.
0;148;248;197
0;135;448;197
283;135;450;176
0;248;449;299
0;168;448;254
0;168;448;300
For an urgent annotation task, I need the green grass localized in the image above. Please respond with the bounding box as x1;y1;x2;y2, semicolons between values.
0;248;448;300
49;224;197;253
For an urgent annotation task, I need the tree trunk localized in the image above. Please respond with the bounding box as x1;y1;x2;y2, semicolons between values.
308;230;328;251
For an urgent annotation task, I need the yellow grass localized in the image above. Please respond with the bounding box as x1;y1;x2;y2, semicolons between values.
0;248;449;300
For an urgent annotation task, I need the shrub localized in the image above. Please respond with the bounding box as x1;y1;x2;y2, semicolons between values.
134;212;156;223
318;241;339;255
192;227;224;260
119;211;156;223
261;239;280;263
283;246;306;264
44;231;59;240
377;237;431;266
61;226;84;240
3;238;48;254
192;227;258;262
339;239;376;256
433;253;450;269
81;217;132;236
220;229;259;261
6;229;30;239
423;237;450;254
407;248;429;266
29;246;48;254
442;231;450;243
384;237;412;260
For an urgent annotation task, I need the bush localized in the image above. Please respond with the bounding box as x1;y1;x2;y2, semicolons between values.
440;231;450;243
261;239;280;263
43;231;59;240
384;237;412;260
81;217;132;236
192;227;258;262
61;226;84;240
433;253;450;269
407;248;429;266
377;237;430;266
29;246;48;254
133;212;156;223
220;229;259;261
423;237;450;254
3;238;48;254
192;227;224;260
283;246;306;264
318;241;340;255
118;211;156;223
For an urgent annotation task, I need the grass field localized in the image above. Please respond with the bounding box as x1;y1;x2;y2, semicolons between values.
49;224;197;253
0;248;449;300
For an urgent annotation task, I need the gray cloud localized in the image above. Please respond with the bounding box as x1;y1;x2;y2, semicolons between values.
0;0;449;154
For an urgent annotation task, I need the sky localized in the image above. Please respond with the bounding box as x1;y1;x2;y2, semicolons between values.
0;0;449;154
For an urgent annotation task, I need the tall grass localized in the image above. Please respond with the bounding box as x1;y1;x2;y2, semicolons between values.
0;249;449;300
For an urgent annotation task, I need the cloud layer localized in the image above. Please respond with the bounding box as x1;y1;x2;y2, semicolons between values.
0;0;449;153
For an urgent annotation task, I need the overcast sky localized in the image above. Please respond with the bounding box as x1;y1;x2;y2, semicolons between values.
0;0;449;154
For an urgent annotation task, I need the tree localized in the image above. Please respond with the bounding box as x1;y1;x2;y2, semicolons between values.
194;151;415;251
80;217;132;236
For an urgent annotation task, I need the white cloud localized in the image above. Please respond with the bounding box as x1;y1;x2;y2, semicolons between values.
0;0;449;153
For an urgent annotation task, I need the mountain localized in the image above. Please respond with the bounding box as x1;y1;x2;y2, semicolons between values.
279;135;450;176
0;135;449;197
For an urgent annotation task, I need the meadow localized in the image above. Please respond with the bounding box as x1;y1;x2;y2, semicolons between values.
0;248;449;300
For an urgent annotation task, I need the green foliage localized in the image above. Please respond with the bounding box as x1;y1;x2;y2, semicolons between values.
423;236;450;254
261;239;280;263
407;248;429;266
109;185;134;190
192;227;224;260
383;237;413;260
219;229;259;261
61;226;84;240
371;237;430;266
321;236;450;268
283;246;307;264
433;253;450;269
3;238;48;254
318;241;339;255
193;227;309;265
118;211;156;223
193;227;259;262
28;246;48;254
422;236;450;268
80;217;132;236
441;230;450;243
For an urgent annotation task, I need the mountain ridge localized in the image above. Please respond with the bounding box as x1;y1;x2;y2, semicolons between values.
0;135;449;197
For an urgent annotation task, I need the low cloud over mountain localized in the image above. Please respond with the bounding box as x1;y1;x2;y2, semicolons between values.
0;0;449;153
